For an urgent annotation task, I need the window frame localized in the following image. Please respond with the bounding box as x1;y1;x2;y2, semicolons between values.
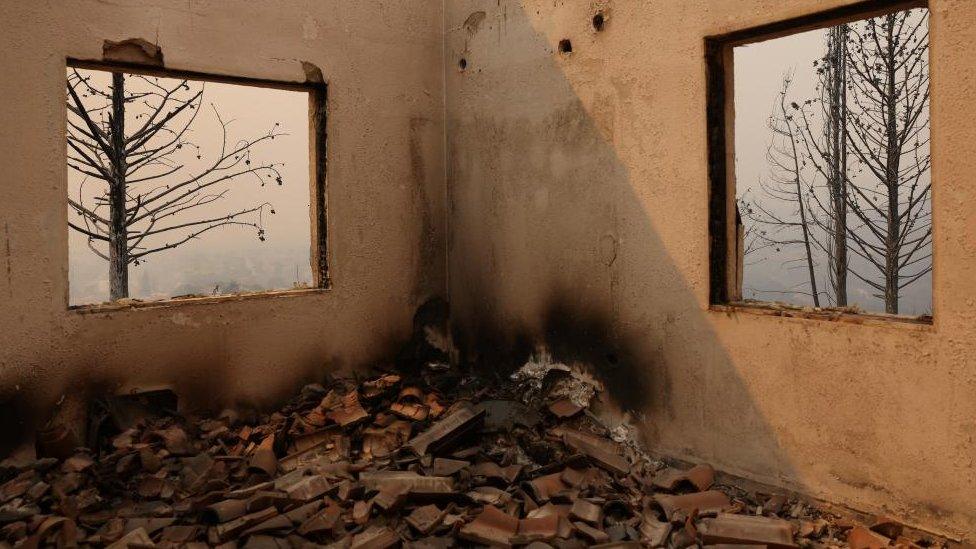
704;0;931;324
65;58;329;311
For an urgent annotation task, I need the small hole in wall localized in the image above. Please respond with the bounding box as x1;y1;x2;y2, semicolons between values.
459;58;467;70
593;13;605;31
558;39;573;54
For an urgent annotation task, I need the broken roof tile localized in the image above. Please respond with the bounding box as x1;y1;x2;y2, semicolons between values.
698;513;797;548
459;505;519;548
406;405;486;456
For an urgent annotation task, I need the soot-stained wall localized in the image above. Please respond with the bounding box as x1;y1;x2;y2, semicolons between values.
445;0;976;540
0;1;446;449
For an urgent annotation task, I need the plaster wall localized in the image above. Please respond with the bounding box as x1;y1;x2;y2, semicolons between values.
445;0;976;540
0;1;446;446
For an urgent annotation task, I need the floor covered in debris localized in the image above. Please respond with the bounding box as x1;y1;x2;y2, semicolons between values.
1;361;951;548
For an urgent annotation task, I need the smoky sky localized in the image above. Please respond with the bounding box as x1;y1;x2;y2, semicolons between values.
68;68;312;305
733;13;932;316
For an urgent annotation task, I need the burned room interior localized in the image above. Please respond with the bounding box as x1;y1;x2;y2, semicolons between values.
0;0;974;547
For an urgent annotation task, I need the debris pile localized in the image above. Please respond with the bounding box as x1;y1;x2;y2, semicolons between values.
0;363;949;548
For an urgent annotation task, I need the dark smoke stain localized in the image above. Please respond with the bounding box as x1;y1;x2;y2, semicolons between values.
455;293;654;413
4;222;11;297
0;389;40;458
539;296;653;413
0;294;463;460
408;117;440;304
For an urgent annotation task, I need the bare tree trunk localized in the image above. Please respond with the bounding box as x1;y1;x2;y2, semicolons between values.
883;18;900;314
108;72;129;300
827;24;849;306
780;97;820;307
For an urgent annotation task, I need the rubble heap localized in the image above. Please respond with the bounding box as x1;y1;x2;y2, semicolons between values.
0;364;950;548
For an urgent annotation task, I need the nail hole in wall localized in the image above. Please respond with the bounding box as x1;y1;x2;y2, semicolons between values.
592;12;605;31
459;58;467;70
558;39;573;54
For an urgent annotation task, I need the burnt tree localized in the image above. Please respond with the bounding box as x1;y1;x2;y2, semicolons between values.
844;10;930;314
792;24;851;307
66;69;285;300
742;75;822;306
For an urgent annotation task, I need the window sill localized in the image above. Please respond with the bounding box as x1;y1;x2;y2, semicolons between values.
710;301;933;329
70;287;329;314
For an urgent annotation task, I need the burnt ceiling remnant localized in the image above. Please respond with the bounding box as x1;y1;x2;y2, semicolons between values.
102;38;164;66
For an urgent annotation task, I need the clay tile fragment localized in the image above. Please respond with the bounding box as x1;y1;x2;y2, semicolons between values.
432;458;470;477
362;420;412;460
569;499;603;525
470;461;523;485
297;502;341;536
160;525;203;543
248;435;278;477
214;507;278;543
513;514;560;544
106;526;155;549
284;500;322;525
283;474;331;502
157;425;193;455
547;398;584;418
203;499;248;524
652;490;731;522
359;470;454;496
406;404;486;456
352;499;372;525
526;472;569;503
764;493;789;515
62;453;95;473
241;513;292;537
573;521;610;544
406;504;447;535
684;463;715;491
373;484;410;511
698;513;797;548
870;516;904;540
640;517;672;547
652;463;715;492
555;428;630;475
560;467;586;487
325;391;370;427
350;525;399;549
243;535;291;549
124;517;176;536
848;525;892;549
425;393;447;418
459;506;519;548
361;374;401;399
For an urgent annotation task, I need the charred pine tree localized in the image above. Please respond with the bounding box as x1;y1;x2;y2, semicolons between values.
742;75;821;306
793;24;850;307
843;10;930;314
66;70;286;300
824;24;849;306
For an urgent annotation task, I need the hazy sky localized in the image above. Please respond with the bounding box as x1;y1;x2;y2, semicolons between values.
68;69;312;305
733;15;932;316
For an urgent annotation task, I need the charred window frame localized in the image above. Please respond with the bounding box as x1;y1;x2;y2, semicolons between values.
65;59;329;309
705;0;929;321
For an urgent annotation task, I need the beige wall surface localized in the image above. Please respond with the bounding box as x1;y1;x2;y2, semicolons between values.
2;0;974;541
0;1;446;449
445;0;975;540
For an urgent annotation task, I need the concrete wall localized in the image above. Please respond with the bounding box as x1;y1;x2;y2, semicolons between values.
445;0;975;540
0;1;445;447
